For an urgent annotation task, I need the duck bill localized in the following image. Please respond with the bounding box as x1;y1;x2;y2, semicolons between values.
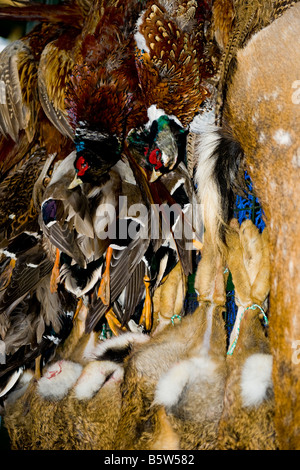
149;168;163;183
68;175;83;189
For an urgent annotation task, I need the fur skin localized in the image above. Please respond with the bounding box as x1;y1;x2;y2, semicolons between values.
194;3;300;449
217;219;277;450
4;358;124;450
113;230;227;450
224;5;300;449
240;353;273;408
3;222;278;449
151;261;186;334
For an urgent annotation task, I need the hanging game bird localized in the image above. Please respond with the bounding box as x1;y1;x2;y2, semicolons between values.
0;0;209;400
128;0;211;180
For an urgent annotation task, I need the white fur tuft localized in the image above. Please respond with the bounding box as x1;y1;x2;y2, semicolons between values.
86;332;150;361
240;353;273;407
154;360;193;408
194;125;224;245
154;356;217;408
74;361;124;400
37;360;82;401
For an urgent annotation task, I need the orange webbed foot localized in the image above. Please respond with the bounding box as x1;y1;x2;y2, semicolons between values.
139;275;152;331
98;246;113;305
105;308;127;336
50;248;60;293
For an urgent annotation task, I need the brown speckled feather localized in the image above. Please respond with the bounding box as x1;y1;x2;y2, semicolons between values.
134;1;209;127
38;28;80;141
212;0;235;51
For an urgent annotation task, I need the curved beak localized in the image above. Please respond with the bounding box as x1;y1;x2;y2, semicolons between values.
68;175;83;189
149;168;163;183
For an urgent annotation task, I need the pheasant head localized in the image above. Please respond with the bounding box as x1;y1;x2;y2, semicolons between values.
65;62;146;186
127;105;187;181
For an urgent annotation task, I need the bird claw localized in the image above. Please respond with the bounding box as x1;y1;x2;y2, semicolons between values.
50;248;60;293
139;275;152;331
97;246;113;305
73;298;84;321
105;309;127;336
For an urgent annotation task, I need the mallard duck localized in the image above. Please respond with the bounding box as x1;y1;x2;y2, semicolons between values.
0;265;77;400
68;152;202;334
0;148;77;392
37;147;151;334
0;0;206;409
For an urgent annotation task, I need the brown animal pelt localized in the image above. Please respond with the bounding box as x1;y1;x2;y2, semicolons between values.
217;219;277;449
4;379;73;450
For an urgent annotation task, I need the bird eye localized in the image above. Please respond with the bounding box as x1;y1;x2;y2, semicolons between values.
76;155;89;176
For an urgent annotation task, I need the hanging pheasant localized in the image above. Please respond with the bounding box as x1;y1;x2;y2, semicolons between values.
64;1;150;180
128;0;211;180
0;0;206;395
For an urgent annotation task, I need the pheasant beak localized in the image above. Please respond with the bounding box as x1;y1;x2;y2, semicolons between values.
68;175;83;189
149;168;163;183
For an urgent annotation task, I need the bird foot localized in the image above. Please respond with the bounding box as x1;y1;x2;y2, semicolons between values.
105;309;127;336
139;275;152;331
50;248;60;293
73;298;84;321
97;247;113;305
